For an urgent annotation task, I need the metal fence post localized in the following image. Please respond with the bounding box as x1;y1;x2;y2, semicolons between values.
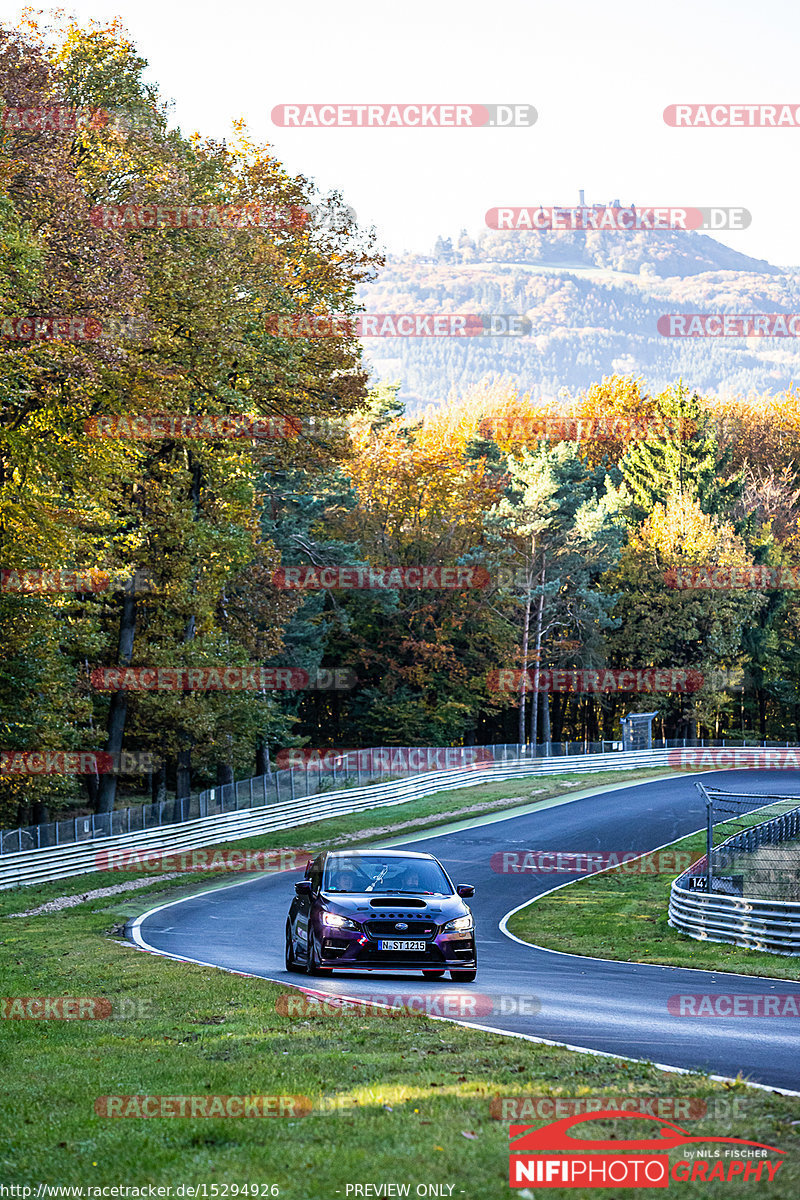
706;790;714;893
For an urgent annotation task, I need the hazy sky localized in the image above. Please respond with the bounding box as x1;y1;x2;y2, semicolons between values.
3;0;799;264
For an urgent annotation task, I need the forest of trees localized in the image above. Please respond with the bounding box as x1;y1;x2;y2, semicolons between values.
2;18;800;830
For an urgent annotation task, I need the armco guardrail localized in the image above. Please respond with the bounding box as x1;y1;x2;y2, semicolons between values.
1;747;674;889
6;736;796;855
2;742;623;854
669;799;800;955
668;889;800;955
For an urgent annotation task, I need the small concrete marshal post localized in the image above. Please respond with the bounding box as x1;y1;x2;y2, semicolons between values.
621;711;657;752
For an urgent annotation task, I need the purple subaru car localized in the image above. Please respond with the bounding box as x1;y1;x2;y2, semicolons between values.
285;849;477;981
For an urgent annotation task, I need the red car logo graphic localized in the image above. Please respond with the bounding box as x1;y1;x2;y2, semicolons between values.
510;1110;785;1155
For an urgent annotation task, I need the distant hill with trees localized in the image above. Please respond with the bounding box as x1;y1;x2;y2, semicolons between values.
359;228;800;407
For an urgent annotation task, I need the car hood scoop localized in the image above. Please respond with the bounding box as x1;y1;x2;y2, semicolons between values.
368;897;428;908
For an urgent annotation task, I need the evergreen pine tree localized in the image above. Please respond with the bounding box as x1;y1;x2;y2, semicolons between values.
621;381;743;518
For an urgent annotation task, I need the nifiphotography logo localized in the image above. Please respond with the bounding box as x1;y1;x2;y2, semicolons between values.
508;1111;785;1188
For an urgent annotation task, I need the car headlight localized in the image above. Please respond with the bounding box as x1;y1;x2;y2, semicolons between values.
443;914;474;933
322;912;359;930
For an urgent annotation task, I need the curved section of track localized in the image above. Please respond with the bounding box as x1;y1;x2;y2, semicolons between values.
130;770;800;1093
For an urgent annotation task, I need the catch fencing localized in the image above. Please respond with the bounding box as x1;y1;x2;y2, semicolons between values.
2;745;674;889
3;736;796;856
6;741;800;894
669;789;800;955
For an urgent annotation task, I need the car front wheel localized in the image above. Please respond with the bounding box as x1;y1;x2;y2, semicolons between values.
285;922;304;973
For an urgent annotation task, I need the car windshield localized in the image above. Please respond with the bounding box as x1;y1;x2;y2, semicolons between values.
323;856;452;895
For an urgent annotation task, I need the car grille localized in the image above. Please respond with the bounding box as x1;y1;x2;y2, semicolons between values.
364;919;437;940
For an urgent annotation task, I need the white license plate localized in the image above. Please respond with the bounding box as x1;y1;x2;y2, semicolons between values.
378;939;427;952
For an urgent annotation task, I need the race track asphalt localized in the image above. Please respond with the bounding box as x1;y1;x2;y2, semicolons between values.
130;769;800;1092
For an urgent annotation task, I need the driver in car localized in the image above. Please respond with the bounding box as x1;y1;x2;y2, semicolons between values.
328;868;357;892
401;866;423;891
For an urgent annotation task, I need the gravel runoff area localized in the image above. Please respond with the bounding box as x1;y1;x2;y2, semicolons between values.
6;873;184;916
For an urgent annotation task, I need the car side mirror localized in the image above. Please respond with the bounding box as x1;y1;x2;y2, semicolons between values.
456;884;475;897
295;880;312;897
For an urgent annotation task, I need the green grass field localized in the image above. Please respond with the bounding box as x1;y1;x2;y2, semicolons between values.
3;770;799;1197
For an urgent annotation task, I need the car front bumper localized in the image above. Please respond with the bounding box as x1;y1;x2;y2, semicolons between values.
318;928;477;971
